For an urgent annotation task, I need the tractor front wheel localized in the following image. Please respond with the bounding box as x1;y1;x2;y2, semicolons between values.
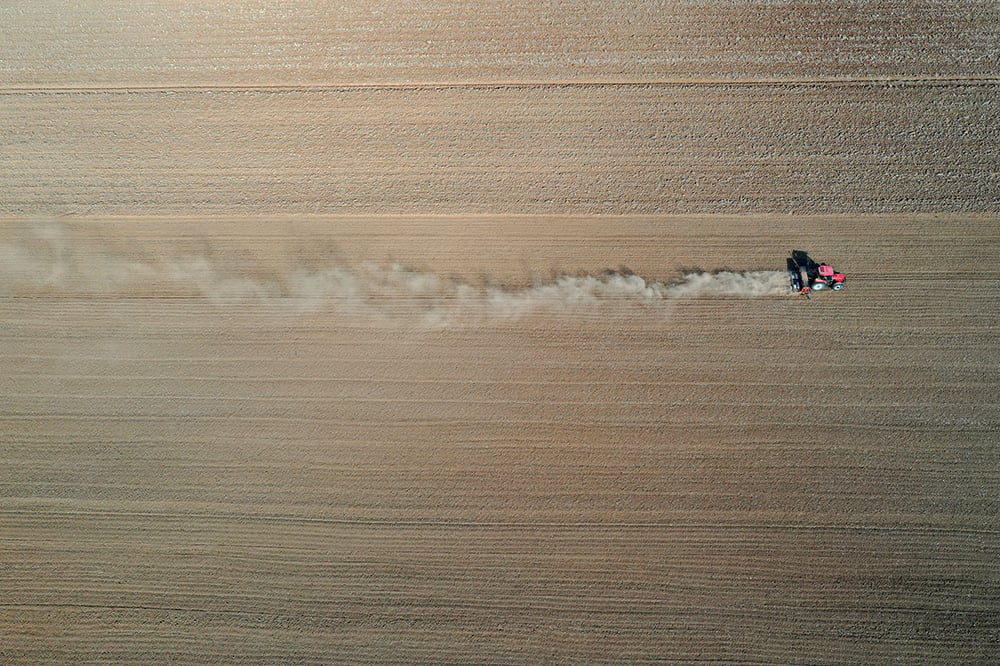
831;282;845;291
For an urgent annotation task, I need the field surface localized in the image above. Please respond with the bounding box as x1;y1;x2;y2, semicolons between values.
2;2;999;664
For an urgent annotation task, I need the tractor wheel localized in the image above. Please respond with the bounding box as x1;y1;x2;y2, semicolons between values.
831;282;845;291
811;281;826;291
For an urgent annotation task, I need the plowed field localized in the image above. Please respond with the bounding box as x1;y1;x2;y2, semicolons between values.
2;2;998;664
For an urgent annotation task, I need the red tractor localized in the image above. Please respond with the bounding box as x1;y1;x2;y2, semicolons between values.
787;251;845;298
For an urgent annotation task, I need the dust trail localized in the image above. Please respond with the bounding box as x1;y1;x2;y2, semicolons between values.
1;222;790;323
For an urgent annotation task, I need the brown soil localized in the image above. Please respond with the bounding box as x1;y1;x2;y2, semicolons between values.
1;3;998;664
4;84;998;216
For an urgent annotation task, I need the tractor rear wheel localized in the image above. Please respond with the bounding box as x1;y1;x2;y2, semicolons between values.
811;281;827;291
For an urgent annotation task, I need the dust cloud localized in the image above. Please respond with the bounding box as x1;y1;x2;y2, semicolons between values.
1;222;790;323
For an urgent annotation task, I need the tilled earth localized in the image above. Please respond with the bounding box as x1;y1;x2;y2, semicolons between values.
1;2;998;664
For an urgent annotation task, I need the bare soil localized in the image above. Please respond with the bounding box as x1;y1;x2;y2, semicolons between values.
3;1;998;86
1;2;998;664
4;84;998;216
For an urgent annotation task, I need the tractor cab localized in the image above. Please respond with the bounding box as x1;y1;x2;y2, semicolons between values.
811;263;846;291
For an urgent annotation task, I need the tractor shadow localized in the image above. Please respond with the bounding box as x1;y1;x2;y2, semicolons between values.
790;249;818;273
786;249;819;293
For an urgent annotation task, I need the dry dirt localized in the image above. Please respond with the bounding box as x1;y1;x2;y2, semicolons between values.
1;2;999;665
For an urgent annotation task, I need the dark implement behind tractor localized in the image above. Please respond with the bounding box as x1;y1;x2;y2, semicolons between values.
787;250;845;298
